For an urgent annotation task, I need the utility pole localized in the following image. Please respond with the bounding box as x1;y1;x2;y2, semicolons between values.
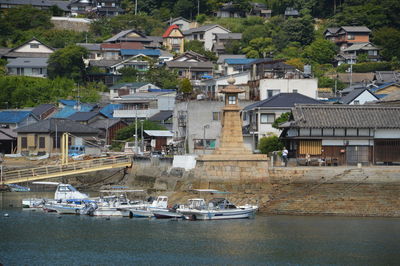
140;120;144;153
135;0;137;15
197;0;200;17
350;56;353;88
134;106;138;154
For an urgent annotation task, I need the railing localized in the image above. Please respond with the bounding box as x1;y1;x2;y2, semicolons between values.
1;155;132;185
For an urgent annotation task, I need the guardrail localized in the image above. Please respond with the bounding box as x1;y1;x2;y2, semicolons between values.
1;155;132;185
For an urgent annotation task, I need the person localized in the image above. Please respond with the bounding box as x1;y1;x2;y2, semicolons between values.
282;147;289;167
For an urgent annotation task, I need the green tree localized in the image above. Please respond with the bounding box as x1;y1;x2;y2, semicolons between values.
302;38;337;64
179;78;193;95
258;135;284;154
242;37;275;58
185;40;217;61
372;27;400;61
116;120;167;140
119;67;139;82
318;76;346;91
145;66;179;90
282;16;314;46
174;0;195;19
47;45;88;82
272;112;292;129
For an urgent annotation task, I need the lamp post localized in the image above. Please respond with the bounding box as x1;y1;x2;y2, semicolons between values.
203;124;210;154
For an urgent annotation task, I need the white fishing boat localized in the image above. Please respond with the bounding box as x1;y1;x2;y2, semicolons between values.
90;189;146;217
130;196;169;218
22;182;89;209
177;189;258;220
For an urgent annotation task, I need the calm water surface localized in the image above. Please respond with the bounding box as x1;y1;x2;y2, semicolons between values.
1;192;399;265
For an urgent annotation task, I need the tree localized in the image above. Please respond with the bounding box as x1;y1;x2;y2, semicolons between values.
258;135;284;154
272;112;292;129
242;37;275;58
179;78;193;96
119;67;139;82
47;45;88;82
285;58;305;71
145;66;179;90
372;27;400;61
174;0;195;19
185;40;217;61
116;120;167;140
282;16;315;46
302;39;337;64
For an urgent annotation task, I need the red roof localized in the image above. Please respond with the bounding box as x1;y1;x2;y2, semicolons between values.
101;42;144;50
162;24;182;38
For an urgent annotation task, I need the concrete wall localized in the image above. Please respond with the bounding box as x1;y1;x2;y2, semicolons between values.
259;79;318;100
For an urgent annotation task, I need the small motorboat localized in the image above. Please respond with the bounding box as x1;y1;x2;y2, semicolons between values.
8;184;30;192
130;196;169;218
152;205;184;219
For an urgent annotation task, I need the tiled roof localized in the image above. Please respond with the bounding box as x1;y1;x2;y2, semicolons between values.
100;42;144;50
99;104;122;118
183;24;230;35
67;111;100;122
374;71;400;84
340;26;371;33
214;33;242;40
52;105;95;119
339;88;378;104
216;54;246;64
224;58;256;65
120;49;161;56
89;118;125;129
0;111;33;124
149;111;173;122
15;118;99;134
31;104;55;118
290;104;400;129
104;29;147;43
166;61;213;69
3;52;52;58
163;24;182;38
89;59;122;67
342;42;379;52
244;93;322;111
76;43;101;51
108;82;151;90
6;57;48;68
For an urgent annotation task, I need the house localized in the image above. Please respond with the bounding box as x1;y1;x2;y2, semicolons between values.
336;42;380;65
144;130;174;152
370;82;400;97
31;104;57;120
109;82;161;100
6;57;48;77
376;91;400;105
247;59;317;100
0;110;38;129
324;26;371;51
15;118;99;155
120;49;161;60
67;111;107;125
284;7;299;18
52;100;97;119
280;105;400;165
149;110;173;130
89;118;127;145
212;33;242;55
242;93;323;150
215;2;245;18
100;42;144;60
249;3;271;18
77;43;102;63
0;128;17;154
215;54;246;74
162;25;185;54
69;0;123;17
166;17;193;31
0;0;70;15
172;50;208;62
222;58;256;76
112;91;176;122
183;24;231;51
325;72;375;86
99;103;122;118
2;38;54;60
103;29;158;49
166;52;214;82
202;71;250;100
173;100;254;154
107;54;153;75
339;88;378;104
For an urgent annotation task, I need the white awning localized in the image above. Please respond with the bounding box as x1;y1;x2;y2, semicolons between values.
144;130;173;137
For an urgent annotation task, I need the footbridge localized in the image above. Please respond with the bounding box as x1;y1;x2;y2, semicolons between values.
0;155;132;185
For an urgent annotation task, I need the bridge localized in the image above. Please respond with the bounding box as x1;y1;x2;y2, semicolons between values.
0;155;132;185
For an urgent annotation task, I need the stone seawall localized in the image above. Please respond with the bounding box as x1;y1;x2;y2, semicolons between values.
124;163;400;217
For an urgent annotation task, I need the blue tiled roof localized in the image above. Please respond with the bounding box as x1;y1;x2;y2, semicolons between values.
52;105;95;118
59;99;78;106
0;111;32;123
224;59;256;65
148;88;176;92
370;82;397;93
120;49;161;57
99;104;122;118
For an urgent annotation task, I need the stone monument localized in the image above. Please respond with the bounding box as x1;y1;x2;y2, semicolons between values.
195;78;269;181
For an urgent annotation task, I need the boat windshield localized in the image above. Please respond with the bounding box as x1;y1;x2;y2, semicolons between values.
67;185;77;192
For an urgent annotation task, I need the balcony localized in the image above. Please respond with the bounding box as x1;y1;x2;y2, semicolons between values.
113;108;159;119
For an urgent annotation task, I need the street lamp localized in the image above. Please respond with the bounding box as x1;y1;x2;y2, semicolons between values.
203;124;210;154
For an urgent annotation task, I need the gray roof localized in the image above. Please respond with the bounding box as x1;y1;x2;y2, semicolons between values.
339;88;378;104
6;57;48;68
375;71;400;84
166;61;213;69
214;33;242;40
340;26;371;33
217;54;246;64
77;43;101;51
89;59;121;67
67;112;101;122
324;27;340;35
244;93;322;111
31;104;55;118
15;118;100;134
0;48;11;56
149;111;173;122
89;118;125;129
104;29;148;43
0;0;69;11
289;104;400;129
183;24;230;35
342;42;379;52
109;82;152;90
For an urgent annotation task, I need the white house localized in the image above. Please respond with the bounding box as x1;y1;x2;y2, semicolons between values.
202;72;251;100
183;24;231;51
259;78;318;100
166;17;193;31
109;82;162;100
339;88;379;104
7;57;48;77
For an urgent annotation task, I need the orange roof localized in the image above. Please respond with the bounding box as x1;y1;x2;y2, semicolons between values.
101;42;144;50
162;24;181;38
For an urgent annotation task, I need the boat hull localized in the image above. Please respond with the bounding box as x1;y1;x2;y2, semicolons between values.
152;210;183;219
92;208;132;217
180;207;258;220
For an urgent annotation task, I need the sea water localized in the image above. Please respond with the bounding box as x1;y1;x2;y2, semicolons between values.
1;192;399;265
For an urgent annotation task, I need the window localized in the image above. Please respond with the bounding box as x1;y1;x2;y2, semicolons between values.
212;112;221;121
172;38;179;44
293;89;298;93
311;128;322;136
228;95;236;104
260;113;275;124
267;89;280;98
194;34;198;40
347;34;355;40
21;137;27;148
353;100;360;105
39;137;45;148
358;129;370;136
30;43;39;48
32;68;43;75
199;34;204;40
